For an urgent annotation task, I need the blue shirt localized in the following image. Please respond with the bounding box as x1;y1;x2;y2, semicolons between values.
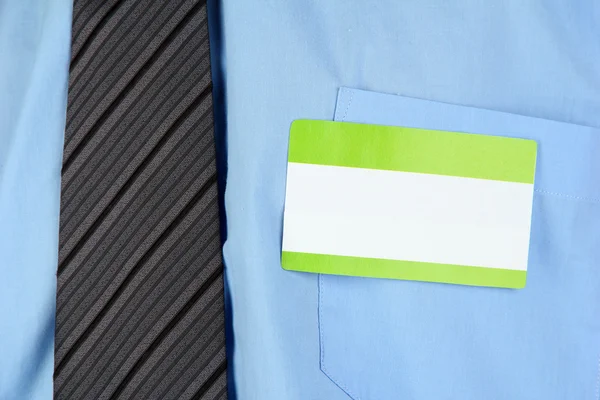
218;1;600;398
0;1;72;398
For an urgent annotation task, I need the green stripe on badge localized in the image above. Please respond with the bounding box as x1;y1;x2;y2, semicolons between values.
282;251;527;289
288;120;537;184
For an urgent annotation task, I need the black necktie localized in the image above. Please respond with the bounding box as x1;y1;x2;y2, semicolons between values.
54;1;227;398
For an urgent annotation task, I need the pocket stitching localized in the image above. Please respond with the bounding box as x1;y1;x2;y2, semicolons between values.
320;89;361;399
340;89;354;122
319;274;361;400
534;189;600;204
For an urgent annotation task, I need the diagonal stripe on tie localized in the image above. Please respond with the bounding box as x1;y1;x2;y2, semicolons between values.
54;0;227;398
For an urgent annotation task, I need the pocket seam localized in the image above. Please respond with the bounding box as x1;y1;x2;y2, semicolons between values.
534;189;600;204
319;274;361;400
341;91;354;122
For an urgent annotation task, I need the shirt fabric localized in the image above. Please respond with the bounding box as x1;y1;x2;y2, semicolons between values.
325;87;600;399
217;1;600;399
0;1;72;398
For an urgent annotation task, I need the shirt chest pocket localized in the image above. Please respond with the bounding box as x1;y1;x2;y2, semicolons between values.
316;88;600;400
318;191;600;400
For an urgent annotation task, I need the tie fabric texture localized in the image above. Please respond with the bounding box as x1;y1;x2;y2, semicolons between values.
54;1;227;399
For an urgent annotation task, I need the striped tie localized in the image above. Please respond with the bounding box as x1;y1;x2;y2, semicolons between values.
54;0;227;398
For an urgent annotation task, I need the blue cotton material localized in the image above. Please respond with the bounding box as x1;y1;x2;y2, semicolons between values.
219;1;600;399
0;1;72;398
323;87;600;399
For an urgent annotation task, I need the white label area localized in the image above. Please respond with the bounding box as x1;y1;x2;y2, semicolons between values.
282;162;534;271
